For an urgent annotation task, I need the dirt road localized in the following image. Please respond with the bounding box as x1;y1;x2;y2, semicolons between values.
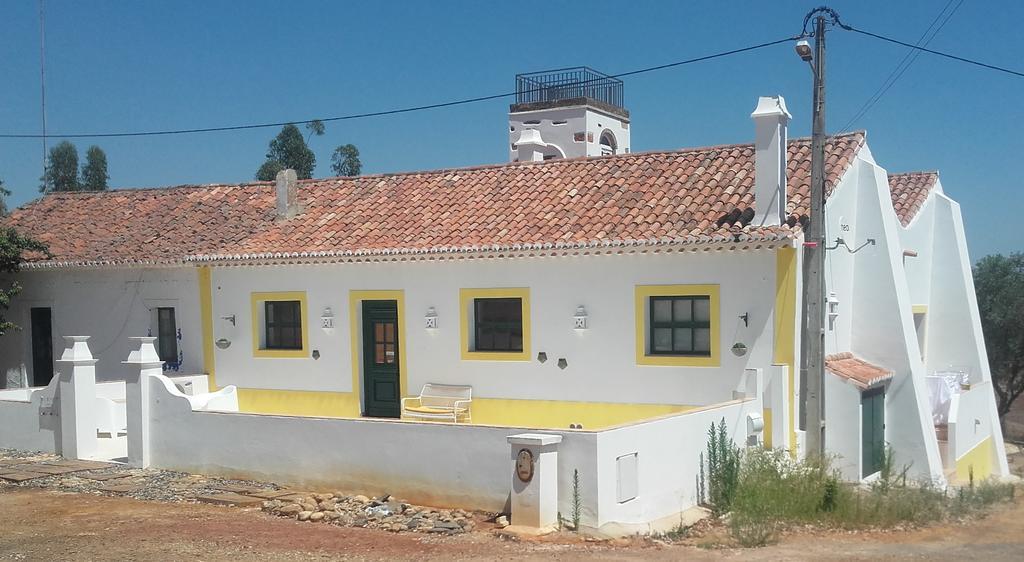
1;487;1023;561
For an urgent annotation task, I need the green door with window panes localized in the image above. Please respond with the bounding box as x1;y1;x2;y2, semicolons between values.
861;386;885;477
362;300;400;418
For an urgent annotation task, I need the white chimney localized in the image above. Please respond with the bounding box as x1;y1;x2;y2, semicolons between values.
275;168;300;219
515;128;548;162
750;96;792;226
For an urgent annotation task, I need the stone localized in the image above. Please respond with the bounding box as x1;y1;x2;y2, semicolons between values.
195;493;265;507
495;515;509;528
309;512;325;522
43;459;113;470
298;511;312;522
353;495;370;504
299;501;318;512
248;489;299;500
78;472;132;481
386;500;405;514
11;464;82;475
0;471;48;483
317;500;337;511
433;521;461;531
323;511;341;521
277;504;302;516
214;483;261;494
313;492;334;501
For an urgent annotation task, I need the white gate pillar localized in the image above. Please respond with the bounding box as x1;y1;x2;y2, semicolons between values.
55;336;98;460
507;433;562;530
123;337;162;468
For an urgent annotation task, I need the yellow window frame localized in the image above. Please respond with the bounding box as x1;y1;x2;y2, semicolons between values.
635;284;720;367
460;287;531;361
251;291;310;358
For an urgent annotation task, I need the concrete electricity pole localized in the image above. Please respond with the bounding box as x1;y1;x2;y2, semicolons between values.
798;8;836;457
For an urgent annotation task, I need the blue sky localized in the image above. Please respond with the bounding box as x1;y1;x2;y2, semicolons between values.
0;1;1020;259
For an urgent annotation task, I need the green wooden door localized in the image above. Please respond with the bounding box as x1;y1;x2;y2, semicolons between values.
362;300;400;418
861;386;885;477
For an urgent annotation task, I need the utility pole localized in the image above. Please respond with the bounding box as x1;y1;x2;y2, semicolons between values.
799;11;830;457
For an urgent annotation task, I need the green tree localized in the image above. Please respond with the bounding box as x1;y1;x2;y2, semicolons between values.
974;253;1024;420
256;124;317;180
0;228;50;336
0;178;9;216
80;145;109;191
331;144;362;177
40;140;80;192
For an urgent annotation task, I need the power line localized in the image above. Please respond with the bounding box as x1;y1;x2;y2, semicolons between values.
845;23;1024;78
0;37;797;140
838;0;963;133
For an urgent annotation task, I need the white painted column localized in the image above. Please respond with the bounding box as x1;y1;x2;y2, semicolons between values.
55;336;98;460
123;337;163;468
507;433;562;529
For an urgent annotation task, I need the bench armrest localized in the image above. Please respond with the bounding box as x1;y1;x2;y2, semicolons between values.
453;399;472;409
401;397;422;409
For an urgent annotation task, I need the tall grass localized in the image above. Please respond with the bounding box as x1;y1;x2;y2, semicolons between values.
700;426;1016;547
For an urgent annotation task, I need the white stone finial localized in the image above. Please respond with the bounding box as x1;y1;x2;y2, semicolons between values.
57;336;97;364
123;336;163;366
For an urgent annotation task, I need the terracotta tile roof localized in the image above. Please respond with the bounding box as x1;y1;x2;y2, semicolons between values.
5;132;865;268
826;352;894;389
888;171;939;226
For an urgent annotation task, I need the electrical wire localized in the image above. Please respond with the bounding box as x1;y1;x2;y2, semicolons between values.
846;23;1024;79
837;0;963;133
0;37;797;140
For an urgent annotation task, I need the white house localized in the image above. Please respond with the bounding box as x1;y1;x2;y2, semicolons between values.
1;71;1008;493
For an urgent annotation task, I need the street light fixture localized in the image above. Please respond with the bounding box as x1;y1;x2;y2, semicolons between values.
795;39;813;62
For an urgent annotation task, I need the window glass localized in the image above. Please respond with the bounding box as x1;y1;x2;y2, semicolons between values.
649;295;711;357
474;298;523;352
157;307;177;363
265;300;302;350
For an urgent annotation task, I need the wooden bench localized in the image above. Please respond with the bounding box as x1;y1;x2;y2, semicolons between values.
402;383;472;423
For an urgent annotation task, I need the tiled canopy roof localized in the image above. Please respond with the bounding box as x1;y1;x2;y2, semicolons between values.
826;352;895;389
7;132;869;268
888;171;939;227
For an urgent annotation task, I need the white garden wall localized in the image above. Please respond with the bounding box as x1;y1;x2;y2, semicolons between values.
0;378;58;453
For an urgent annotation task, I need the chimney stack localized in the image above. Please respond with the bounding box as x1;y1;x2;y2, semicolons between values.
750;96;792;226
275;168;299;219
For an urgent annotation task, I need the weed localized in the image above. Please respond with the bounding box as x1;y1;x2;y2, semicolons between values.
570;468;582;532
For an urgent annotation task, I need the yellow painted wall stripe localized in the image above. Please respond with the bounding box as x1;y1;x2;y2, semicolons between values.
763;407;773;449
237;388;361;418
955;436;994;482
774;247;798;455
198;267;217;390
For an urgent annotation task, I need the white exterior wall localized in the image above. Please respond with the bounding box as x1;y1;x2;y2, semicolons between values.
823;155;943;481
0;379;59;453
824;374;862;481
898;186;1009;475
509;105;630;161
0;268;203;386
210;250;777;407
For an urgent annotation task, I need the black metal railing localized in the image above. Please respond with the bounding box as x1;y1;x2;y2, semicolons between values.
515;67;624;109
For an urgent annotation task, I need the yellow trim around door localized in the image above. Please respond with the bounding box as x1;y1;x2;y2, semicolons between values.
459;287;532;361
349;290;409;413
634;284;720;367
198;267;217;390
250;291;310;358
775;247;798;455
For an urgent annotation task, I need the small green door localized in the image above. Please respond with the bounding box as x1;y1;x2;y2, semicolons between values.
362;300;400;418
861;386;885;477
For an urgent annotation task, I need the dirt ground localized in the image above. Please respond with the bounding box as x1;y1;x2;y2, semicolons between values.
1;487;1024;561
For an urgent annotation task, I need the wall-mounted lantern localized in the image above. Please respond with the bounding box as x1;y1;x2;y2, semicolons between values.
215;338;231;349
731;342;748;357
573;305;588;330
321;307;335;333
424;307;438;329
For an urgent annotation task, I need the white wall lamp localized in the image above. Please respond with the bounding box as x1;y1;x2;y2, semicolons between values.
424;307;438;330
827;292;839;330
573;305;588;330
321;307;335;334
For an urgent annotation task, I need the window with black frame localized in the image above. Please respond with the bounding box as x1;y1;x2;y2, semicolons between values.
649;295;712;356
474;297;523;352
156;307;178;363
265;300;303;350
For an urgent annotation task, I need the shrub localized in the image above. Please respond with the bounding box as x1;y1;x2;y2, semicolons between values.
701;418;740;515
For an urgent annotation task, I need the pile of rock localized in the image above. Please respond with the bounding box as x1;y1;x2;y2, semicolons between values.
263;493;479;535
